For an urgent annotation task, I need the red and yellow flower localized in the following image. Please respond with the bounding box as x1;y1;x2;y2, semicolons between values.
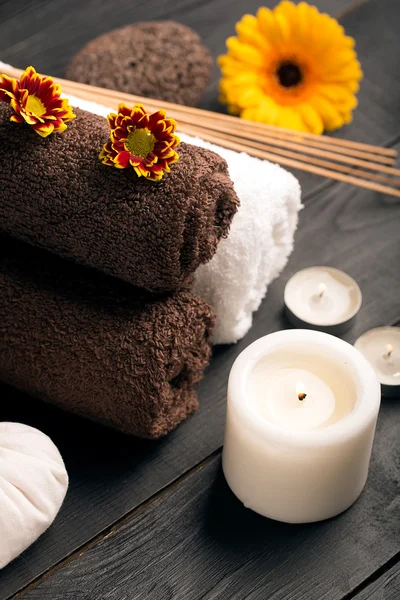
0;66;76;137
99;103;180;181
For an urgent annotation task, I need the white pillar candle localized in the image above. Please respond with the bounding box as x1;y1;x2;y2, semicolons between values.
223;330;381;524
355;327;400;397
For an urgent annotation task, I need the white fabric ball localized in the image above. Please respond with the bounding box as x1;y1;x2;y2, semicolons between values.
0;422;68;568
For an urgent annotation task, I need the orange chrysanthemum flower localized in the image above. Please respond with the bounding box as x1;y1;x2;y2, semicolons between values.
99;103;180;181
0;66;76;138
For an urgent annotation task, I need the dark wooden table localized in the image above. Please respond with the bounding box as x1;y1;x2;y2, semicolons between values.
0;0;399;598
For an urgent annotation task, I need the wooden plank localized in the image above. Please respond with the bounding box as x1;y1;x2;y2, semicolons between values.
18;396;399;600
2;138;400;600
351;562;400;600
287;0;400;193
0;0;354;78
1;0;399;195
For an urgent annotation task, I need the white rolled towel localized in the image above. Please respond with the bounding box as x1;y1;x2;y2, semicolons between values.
0;422;68;568
0;67;302;344
186;134;302;344
61;94;302;344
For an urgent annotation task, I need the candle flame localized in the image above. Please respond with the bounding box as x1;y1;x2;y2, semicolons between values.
386;344;393;357
296;380;307;401
318;282;327;298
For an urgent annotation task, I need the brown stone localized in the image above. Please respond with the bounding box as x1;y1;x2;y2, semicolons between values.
66;21;213;106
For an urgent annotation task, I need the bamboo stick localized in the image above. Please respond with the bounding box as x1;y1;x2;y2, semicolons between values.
58;84;400;177
62;83;396;165
177;124;400;177
1;65;396;160
2;65;399;197
178;124;400;188
179;125;400;199
58;76;396;159
57;85;400;186
176;117;395;165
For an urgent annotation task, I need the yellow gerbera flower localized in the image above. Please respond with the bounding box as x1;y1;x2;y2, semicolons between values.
218;1;363;134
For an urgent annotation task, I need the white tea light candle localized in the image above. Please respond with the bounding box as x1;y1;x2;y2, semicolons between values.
223;330;380;524
355;327;400;397
284;267;362;334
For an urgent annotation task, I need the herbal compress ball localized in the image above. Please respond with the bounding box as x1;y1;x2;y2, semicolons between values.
66;21;213;106
0;422;68;568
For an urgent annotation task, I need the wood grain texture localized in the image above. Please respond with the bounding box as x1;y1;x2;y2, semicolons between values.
1;0;400;195
0;0;399;597
19;397;400;600
353;563;400;600
0;0;354;77
4;140;400;600
287;0;400;194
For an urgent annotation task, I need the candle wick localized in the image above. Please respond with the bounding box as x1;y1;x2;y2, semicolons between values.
296;380;307;401
317;283;327;299
384;344;394;359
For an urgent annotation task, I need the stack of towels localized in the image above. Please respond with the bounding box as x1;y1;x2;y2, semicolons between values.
63;95;302;345
0;81;301;438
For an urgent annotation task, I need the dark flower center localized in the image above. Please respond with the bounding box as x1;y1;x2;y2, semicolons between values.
277;61;303;88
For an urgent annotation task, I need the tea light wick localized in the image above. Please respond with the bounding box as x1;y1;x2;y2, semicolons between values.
296;380;307;401
384;343;394;360
317;282;327;299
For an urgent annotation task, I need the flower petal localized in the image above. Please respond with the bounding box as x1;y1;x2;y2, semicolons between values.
101;102;179;179
32;122;55;138
114;151;131;169
218;0;362;132
9;114;24;123
1;66;75;136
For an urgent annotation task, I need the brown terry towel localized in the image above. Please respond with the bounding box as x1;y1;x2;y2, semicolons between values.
0;104;238;292
0;236;215;438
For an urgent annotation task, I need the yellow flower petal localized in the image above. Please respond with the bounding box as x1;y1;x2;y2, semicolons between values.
34;123;55;138
236;86;265;109
275;106;306;131
317;84;358;110
236;15;270;52
54;121;68;133
257;7;287;46
226;37;266;67
242;96;280;125
296;103;324;134
311;95;346;131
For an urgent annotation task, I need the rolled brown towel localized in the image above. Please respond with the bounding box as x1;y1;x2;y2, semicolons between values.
0;236;215;438
0;104;238;292
66;21;213;107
